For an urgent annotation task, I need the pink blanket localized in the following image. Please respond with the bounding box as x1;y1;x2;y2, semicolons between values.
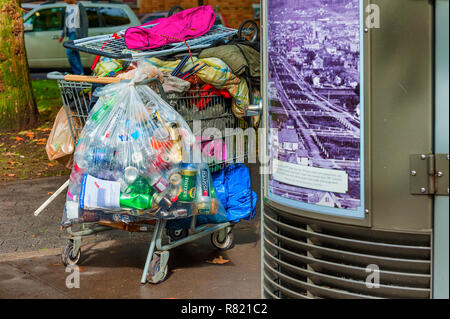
124;6;215;50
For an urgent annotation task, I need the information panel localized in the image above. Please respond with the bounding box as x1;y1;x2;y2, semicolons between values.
266;0;365;218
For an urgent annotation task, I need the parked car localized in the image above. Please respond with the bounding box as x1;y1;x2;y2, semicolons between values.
21;2;39;13
23;1;140;69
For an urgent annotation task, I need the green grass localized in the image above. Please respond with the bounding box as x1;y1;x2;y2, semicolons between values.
31;79;62;123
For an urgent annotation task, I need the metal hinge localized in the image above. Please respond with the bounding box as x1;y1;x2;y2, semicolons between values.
410;154;449;196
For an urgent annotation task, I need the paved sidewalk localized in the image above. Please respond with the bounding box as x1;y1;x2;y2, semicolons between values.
0;164;261;298
0;224;260;298
0;176;138;254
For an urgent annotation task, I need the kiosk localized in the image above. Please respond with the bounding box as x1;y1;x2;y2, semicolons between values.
261;0;448;299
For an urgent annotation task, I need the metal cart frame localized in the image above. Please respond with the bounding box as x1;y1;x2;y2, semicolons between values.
39;72;247;284
63;25;238;60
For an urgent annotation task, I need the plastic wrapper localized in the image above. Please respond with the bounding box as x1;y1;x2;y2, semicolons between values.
92;57;123;77
62;62;227;229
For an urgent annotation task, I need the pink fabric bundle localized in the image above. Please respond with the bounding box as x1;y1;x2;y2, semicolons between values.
124;6;215;50
196;137;228;162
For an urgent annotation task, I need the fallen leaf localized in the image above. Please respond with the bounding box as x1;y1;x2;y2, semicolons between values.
26;132;34;139
4;152;16;156
47;192;54;195
47;163;56;167
206;256;230;265
52;264;62;267
7;174;16;177
12;137;24;141
7;161;19;165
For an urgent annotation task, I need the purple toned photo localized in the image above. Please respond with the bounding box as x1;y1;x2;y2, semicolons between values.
267;0;362;210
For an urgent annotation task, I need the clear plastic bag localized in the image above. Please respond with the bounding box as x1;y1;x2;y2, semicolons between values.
62;62;227;228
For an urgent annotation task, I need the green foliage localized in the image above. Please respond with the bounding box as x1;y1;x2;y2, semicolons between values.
32;79;62;123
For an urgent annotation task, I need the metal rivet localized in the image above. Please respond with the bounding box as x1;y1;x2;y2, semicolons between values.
365;209;369;213
420;187;426;193
411;170;417;176
437;171;443;177
421;154;427;160
364;28;369;33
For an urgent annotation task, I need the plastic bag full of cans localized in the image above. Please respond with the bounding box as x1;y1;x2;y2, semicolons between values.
62;64;226;228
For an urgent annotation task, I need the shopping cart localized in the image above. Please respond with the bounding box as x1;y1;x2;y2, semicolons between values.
63;25;238;60
38;72;249;284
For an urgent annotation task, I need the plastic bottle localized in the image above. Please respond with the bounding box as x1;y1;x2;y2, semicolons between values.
120;177;155;210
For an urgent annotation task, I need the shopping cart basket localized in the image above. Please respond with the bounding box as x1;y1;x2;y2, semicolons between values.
63;25;238;60
35;72;249;284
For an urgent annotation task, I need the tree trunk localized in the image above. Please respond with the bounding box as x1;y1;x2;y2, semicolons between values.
0;0;39;131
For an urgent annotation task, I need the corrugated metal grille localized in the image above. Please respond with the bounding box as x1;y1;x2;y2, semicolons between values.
263;206;431;299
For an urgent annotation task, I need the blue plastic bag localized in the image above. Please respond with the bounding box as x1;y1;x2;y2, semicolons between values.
166;164;256;229
223;164;257;222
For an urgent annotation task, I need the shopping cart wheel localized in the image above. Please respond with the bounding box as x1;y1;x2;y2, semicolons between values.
167;228;188;242
147;251;169;284
238;20;259;43
61;241;81;266
168;6;183;17
211;230;234;250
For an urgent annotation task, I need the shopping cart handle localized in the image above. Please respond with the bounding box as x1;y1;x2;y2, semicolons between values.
46;71;161;86
65;74;121;84
245;101;262;116
47;71;121;84
47;71;65;80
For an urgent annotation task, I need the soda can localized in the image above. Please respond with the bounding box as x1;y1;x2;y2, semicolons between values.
152;192;173;210
199;167;211;197
166;121;180;141
148;153;170;174
151;110;162;125
196;198;218;215
168;170;182;185
178;165;197;203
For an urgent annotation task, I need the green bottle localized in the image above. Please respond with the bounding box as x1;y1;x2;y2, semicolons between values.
120;193;153;210
119;177;155;210
91;96;116;124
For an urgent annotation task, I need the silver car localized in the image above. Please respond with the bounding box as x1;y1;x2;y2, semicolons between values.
23;1;140;69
